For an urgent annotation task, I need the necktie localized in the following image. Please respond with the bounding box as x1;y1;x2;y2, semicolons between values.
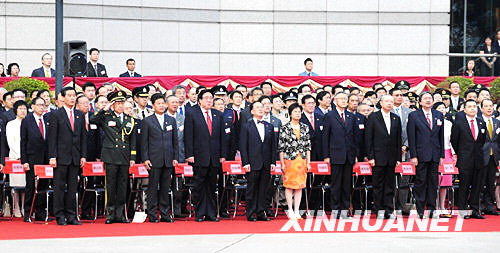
309;115;315;130
45;69;50;77
340;112;345;124
159;117;164;130
308;72;311;76
89;103;94;113
130;72;134;77
488;119;493;155
179;107;184;116
38;118;44;139
395;108;400;117
142;110;146;119
69;110;74;131
205;111;212;135
426;113;432;129
470;119;476;140
94;65;98;76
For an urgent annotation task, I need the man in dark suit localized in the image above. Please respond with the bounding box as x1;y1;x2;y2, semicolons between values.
184;90;226;222
119;58;142;77
322;92;358;218
21;97;51;222
141;94;179;223
48;87;87;225
301;95;324;161
365;95;402;219
449;82;464;111
492;29;500;76
31;53;56;77
90;91;136;224
76;95;103;220
86;48;108;77
301;94;325;211
407;92;445;218
480;99;500;215
240;101;276;221
451;99;487;219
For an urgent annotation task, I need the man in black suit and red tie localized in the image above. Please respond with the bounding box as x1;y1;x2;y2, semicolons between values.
48;87;87;225
21;97;52;222
239;101;276;221
119;58;142;77
184;90;226;222
365;95;402;219
451;99;487;219
407;92;445;219
86;48;108;77
141;94;179;223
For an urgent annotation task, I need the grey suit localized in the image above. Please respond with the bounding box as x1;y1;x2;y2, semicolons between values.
392;105;412;213
392;105;412;156
172;112;185;163
482;116;500;212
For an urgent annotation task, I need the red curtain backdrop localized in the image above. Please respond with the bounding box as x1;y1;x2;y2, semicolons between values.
0;76;498;92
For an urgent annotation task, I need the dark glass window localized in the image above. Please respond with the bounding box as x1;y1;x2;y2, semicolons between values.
449;0;500;75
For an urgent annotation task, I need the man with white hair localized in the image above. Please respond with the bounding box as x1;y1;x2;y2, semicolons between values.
365;95;402;219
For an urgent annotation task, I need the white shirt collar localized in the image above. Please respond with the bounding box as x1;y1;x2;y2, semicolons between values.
166;111;176;117
63;105;73;114
381;110;391;117
466;115;476;122
483;115;492;122
33;113;43;122
336;107;345;115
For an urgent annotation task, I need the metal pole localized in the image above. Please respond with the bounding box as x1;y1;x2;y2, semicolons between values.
55;0;63;95
463;0;467;68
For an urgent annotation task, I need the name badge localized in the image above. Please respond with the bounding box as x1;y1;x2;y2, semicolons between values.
481;129;485;134
108;121;116;127
90;124;97;130
359;124;365;130
178;125;184;131
137;129;141;134
225;128;231;134
436;119;442;126
101;70;106;75
274;127;279;133
166;125;173;131
319;125;323;131
496;128;500;135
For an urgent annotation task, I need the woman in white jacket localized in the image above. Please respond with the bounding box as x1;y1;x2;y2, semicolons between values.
5;100;28;217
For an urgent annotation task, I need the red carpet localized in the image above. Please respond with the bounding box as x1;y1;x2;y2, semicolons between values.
1;214;499;240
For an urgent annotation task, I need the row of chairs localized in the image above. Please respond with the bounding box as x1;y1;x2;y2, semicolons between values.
0;159;460;222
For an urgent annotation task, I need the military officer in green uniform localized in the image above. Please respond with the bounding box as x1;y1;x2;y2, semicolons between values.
90;91;136;224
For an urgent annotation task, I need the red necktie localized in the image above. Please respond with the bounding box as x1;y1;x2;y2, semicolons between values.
309;115;315;130
470;119;476;140
426;113;432;129
205;111;212;135
38;118;44;139
340;112;345;124
69;109;74;131
90;103;94;113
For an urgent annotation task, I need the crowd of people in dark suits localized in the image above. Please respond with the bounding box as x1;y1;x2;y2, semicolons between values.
0;76;499;225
